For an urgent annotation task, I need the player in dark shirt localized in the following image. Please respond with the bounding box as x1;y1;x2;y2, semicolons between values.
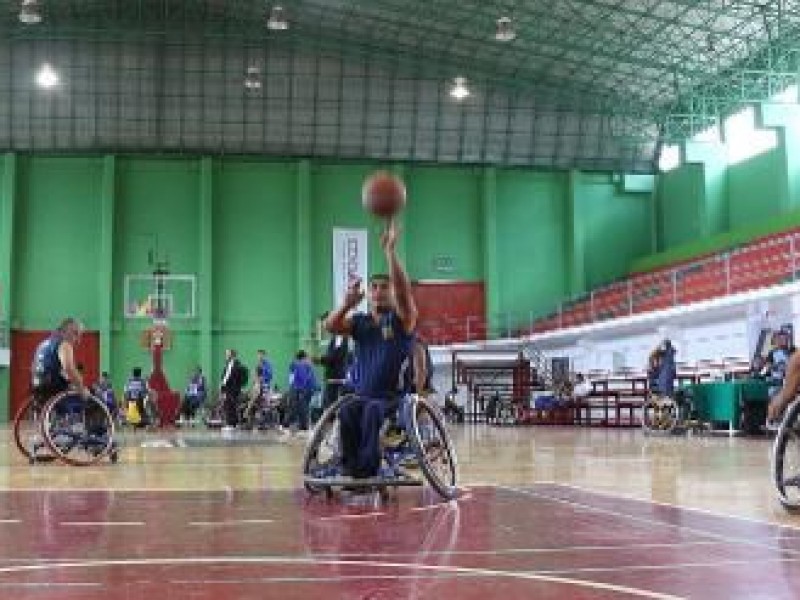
324;218;418;479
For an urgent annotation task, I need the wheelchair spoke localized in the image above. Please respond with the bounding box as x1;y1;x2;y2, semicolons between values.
13;397;55;463
42;393;115;466
776;414;800;506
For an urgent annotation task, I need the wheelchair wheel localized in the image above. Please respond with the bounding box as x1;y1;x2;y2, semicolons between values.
772;400;800;510
41;392;116;467
13;396;55;464
642;396;679;435
410;396;458;500
302;396;350;494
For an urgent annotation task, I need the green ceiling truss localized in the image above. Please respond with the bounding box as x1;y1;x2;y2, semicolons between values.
0;0;799;170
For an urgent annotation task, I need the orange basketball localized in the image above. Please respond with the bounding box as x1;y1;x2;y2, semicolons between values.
362;171;406;218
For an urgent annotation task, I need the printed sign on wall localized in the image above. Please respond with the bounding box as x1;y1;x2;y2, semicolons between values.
332;228;369;313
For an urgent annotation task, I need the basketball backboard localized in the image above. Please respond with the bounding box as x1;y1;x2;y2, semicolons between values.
124;273;196;320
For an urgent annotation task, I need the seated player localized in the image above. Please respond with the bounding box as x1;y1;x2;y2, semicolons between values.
124;367;151;428
244;351;273;427
324;218;417;480
769;348;800;422
180;366;207;424
31;318;91;405
92;371;118;420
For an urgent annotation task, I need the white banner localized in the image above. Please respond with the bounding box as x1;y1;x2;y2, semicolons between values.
333;228;369;312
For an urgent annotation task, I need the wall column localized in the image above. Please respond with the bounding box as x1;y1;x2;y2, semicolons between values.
297;159;312;349
482;166;500;337
198;157;214;380
98;155;115;373
566;169;586;296
0;153;16;422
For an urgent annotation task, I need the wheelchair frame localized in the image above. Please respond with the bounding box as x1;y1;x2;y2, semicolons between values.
14;391;119;466
772;399;800;510
302;393;459;500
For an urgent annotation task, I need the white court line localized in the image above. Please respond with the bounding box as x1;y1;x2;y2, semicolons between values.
532;555;800;576
60;522;144;527
0;583;101;588
550;482;800;532
317;512;385;521
0;556;686;600
497;485;800;558
189;519;274;527
0;520;20;525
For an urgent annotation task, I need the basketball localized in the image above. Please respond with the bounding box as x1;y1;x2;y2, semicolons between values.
362;171;406;218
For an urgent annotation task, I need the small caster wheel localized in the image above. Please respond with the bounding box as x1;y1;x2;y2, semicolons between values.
110;451;119;464
324;486;333;500
28;456;36;466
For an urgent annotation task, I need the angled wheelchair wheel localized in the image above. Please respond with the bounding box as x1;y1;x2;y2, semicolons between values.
302;395;353;494
410;396;459;500
41;392;116;467
772;400;800;511
642;397;679;435
13;396;55;464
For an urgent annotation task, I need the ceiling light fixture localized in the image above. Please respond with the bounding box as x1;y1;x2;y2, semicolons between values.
18;0;42;25
244;65;262;90
267;5;289;31
36;63;59;89
450;76;470;100
495;16;516;42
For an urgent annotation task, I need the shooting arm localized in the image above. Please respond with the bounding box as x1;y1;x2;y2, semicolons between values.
387;249;418;334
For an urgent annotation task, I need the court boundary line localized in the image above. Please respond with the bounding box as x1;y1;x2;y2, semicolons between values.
546;482;800;531
497;485;800;557
0;556;686;599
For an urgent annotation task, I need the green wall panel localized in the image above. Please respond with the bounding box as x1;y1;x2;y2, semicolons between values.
212;160;298;381
577;175;652;289
727;147;787;230
12;157;104;330
405;166;482;281
495;171;569;326
658;163;704;251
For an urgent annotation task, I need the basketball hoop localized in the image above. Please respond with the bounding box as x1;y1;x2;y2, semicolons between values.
140;322;172;351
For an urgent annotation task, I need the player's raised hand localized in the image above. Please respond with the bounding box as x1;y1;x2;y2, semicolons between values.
344;277;365;308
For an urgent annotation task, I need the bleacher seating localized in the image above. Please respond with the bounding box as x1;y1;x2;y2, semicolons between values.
533;226;800;335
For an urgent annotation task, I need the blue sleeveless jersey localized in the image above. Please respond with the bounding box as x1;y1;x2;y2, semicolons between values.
124;377;148;400
350;311;414;399
31;333;66;388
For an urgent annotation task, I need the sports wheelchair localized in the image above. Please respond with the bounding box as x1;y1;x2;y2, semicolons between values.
772;399;800;510
641;388;710;435
14;391;119;466
302;393;459;500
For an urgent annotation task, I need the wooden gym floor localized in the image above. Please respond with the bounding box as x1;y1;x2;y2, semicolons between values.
0;424;798;598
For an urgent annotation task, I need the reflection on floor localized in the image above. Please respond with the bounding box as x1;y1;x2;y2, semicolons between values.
0;424;795;598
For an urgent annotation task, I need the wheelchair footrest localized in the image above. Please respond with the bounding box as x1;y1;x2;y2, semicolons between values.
303;474;423;488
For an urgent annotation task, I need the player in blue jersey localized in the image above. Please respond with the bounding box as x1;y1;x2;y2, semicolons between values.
31;318;90;404
324;218;418;479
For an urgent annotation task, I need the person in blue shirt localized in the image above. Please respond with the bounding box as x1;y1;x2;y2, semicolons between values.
31;318;90;404
243;351;274;428
180;366;207;424
324;218;418;479
92;371;118;420
256;350;273;392
124;367;151;428
288;350;318;432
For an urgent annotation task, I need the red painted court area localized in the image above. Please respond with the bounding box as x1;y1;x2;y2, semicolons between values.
0;484;798;599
